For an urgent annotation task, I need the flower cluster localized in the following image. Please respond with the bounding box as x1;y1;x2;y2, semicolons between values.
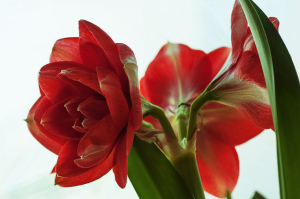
26;1;277;198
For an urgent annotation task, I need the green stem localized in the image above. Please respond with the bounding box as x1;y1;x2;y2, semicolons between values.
172;152;206;199
141;97;176;139
176;105;189;142
187;91;210;140
141;120;154;129
226;190;232;199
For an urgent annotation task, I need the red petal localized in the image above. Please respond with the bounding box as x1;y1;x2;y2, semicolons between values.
196;131;239;198
41;99;82;139
79;39;112;71
201;102;263;146
56;140;90;177
73;117;87;133
82;117;99;130
76;115;120;167
177;44;212;101
208;47;231;79
27;96;66;155
113;132;128;188
112;111;135;188
270;17;279;31
61;66;103;95
64;96;87;118
231;0;248;63
125;110;135;156
141;44;178;108
142;43;212;109
243;18;279;54
78;20;129;92
55;147;115;187
78;97;109;120
97;66;129;128
118;43;143;130
39;62;95;102
50;37;82;63
236;51;266;88
239;102;274;130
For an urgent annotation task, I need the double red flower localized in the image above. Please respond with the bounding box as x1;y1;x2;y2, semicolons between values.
140;1;276;197
27;20;142;188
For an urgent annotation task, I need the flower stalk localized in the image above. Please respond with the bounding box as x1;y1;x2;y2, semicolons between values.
187;91;210;140
172;152;206;199
141;97;176;138
176;105;189;142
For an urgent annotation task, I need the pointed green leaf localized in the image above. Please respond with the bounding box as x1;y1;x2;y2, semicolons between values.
252;191;266;199
239;0;300;198
128;137;194;199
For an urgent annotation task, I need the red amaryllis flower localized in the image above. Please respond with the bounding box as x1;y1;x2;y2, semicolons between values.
140;2;278;197
207;0;278;130
141;43;249;198
26;20;142;188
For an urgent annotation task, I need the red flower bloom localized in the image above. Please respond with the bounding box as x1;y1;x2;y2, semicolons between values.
26;20;142;188
140;2;278;197
207;1;278;131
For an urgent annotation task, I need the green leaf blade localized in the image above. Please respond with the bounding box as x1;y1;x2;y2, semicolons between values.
239;0;300;198
128;137;194;199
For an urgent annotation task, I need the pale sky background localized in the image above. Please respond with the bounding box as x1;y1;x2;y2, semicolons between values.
1;0;299;198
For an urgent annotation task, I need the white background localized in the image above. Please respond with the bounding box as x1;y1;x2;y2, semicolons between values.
1;0;299;198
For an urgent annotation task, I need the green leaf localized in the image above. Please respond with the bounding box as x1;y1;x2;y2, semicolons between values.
128;136;194;199
239;0;300;198
251;191;266;199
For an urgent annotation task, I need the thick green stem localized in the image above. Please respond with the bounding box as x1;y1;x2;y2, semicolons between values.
141;120;154;129
187;91;210;140
141;97;176;139
172;152;206;199
176;105;189;142
147;105;176;139
226;190;232;199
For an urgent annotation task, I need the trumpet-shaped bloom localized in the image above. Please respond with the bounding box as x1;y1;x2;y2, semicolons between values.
27;20;142;188
140;2;277;196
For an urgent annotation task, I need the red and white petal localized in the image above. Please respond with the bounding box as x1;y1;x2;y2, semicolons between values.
231;0;248;63
141;43;214;109
118;43;143;130
176;44;212;101
27;96;66;155
201;102;263;146
243;17;279;53
50;37;82;63
239;102;274;130
140;44;180;109
196;131;239;198
97;66;129;128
